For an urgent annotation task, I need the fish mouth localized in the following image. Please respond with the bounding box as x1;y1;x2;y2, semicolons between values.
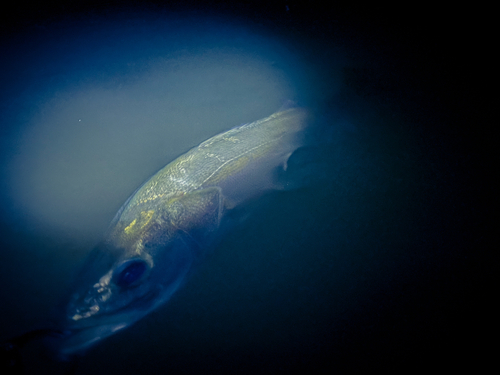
53;287;162;356
47;322;129;358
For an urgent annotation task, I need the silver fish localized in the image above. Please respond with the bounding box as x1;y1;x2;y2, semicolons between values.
53;106;309;355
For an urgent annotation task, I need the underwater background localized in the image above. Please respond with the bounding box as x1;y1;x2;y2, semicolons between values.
0;1;490;374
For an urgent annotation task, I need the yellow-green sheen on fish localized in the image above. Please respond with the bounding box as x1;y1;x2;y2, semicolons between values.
51;106;309;356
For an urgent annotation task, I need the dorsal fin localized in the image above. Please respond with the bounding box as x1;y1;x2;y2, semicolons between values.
278;99;298;112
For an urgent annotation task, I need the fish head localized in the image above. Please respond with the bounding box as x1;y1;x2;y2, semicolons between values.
51;214;195;356
51;187;223;356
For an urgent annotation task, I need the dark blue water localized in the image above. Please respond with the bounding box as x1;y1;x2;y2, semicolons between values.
0;2;487;374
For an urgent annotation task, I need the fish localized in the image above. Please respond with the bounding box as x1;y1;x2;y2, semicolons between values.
49;105;309;356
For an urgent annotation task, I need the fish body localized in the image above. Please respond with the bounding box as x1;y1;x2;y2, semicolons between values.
53;106;309;355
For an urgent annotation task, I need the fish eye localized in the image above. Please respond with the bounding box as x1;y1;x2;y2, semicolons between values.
113;259;148;288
